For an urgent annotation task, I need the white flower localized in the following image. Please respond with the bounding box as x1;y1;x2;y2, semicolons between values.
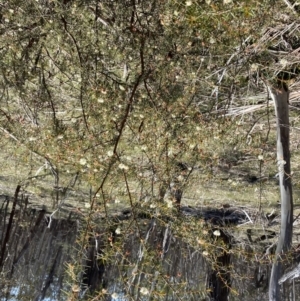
140;287;149;295
107;150;114;157
166;199;173;208
111;292;119;299
118;163;129;170
250;64;258;72
223;0;232;4
213;230;221;236
79;158;87;165
177;175;184;182
258;155;264;161
115;227;121;234
279;59;288;67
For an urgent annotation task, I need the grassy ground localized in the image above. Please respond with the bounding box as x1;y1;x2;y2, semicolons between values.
1;99;300;246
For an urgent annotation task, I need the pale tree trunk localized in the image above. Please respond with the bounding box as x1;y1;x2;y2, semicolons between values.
268;84;293;301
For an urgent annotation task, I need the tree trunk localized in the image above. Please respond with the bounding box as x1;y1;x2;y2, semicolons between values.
268;84;293;301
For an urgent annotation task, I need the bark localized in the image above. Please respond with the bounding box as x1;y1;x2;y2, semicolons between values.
268;84;293;301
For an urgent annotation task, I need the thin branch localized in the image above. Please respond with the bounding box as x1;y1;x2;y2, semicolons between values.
282;0;298;14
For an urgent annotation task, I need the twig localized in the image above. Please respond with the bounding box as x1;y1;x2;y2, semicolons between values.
282;0;298;13
236;209;253;226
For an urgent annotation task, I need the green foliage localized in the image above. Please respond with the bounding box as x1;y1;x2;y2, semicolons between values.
1;0;300;300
